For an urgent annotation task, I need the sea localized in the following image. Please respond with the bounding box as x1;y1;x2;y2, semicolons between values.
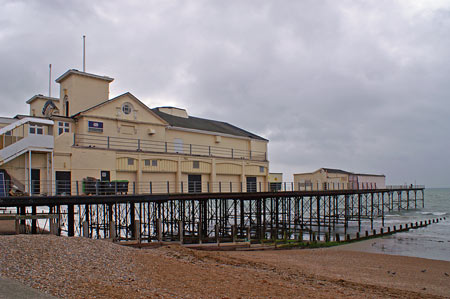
344;188;450;262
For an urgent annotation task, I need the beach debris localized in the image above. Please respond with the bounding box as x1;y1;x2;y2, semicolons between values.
445;272;449;277
421;269;426;273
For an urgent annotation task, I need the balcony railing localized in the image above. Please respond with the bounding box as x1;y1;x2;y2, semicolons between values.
73;134;267;161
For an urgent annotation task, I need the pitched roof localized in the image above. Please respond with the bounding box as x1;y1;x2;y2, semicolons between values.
72;92;167;124
152;108;267;141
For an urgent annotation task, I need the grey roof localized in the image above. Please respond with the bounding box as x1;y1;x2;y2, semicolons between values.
26;95;60;104
322;168;353;175
152;108;267;141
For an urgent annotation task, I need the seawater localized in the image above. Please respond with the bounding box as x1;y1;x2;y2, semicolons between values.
349;188;450;261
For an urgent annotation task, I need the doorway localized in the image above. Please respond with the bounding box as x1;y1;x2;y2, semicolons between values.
31;169;40;195
55;171;71;195
246;176;257;192
188;175;202;193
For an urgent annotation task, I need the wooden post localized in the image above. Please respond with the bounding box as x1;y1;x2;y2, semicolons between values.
232;225;236;243
246;227;251;242
157;218;162;242
336;233;340;242
198;221;202;244
82;221;89;237
134;220;140;241
179;220;184;244
15;217;20;235
215;224;220;245
110;220;116;241
68;204;74;237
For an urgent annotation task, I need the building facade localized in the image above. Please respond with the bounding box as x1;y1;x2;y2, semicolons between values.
0;69;269;195
293;168;385;190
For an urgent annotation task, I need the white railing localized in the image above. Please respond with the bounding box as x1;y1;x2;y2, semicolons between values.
74;133;267;161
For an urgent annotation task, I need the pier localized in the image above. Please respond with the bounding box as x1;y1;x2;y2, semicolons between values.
0;185;425;243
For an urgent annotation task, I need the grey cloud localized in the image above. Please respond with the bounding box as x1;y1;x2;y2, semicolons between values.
1;0;450;186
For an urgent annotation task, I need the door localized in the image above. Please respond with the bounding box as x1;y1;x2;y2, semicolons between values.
0;172;6;196
56;171;71;195
100;171;111;194
31;169;40;195
246;176;257;192
188;175;202;193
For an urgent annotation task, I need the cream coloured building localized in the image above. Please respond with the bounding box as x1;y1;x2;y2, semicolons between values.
293;168;385;191
0;69;269;195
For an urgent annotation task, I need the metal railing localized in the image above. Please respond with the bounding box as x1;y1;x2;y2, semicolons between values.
73;134;267;161
0;179;425;197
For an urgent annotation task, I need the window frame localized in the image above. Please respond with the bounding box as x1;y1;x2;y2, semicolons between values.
58;121;70;135
29;124;44;135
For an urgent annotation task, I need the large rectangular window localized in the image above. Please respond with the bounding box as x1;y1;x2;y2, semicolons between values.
29;124;43;135
88;121;103;133
58;122;70;135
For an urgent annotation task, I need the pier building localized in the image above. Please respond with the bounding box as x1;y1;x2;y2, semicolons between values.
0;69;269;196
293;168;385;190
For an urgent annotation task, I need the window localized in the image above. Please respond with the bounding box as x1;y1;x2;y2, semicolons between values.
193;161;200;169
58;122;70;135
259;166;265;173
5;130;11;136
88;121;103;133
29;124;43;135
173;138;183;153
128;158;134;166
144;159;158;166
122;103;132;115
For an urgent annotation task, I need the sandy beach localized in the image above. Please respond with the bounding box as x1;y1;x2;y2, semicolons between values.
1;235;449;298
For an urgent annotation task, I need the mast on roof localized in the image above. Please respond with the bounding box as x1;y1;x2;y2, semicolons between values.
48;64;52;97
83;35;86;72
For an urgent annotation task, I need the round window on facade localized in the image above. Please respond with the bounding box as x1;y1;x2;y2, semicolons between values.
122;103;133;115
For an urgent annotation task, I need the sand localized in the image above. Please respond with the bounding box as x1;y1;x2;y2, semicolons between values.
0;235;449;298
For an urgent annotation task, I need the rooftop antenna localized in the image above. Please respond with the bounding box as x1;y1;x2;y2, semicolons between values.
48;64;52;97
83;35;86;72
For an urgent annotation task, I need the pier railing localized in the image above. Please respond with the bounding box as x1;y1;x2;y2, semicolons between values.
0;178;424;197
73;133;267;161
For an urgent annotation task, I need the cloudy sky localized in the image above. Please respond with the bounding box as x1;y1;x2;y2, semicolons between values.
1;0;450;187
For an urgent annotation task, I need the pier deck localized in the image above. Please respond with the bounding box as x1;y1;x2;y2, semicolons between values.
0;187;425;243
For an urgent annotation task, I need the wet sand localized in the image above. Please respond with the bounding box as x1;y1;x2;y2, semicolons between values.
1;235;449;298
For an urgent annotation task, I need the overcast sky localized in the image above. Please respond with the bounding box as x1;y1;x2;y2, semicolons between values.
1;0;450;187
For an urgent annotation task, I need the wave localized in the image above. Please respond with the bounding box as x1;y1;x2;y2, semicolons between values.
433;212;447;216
